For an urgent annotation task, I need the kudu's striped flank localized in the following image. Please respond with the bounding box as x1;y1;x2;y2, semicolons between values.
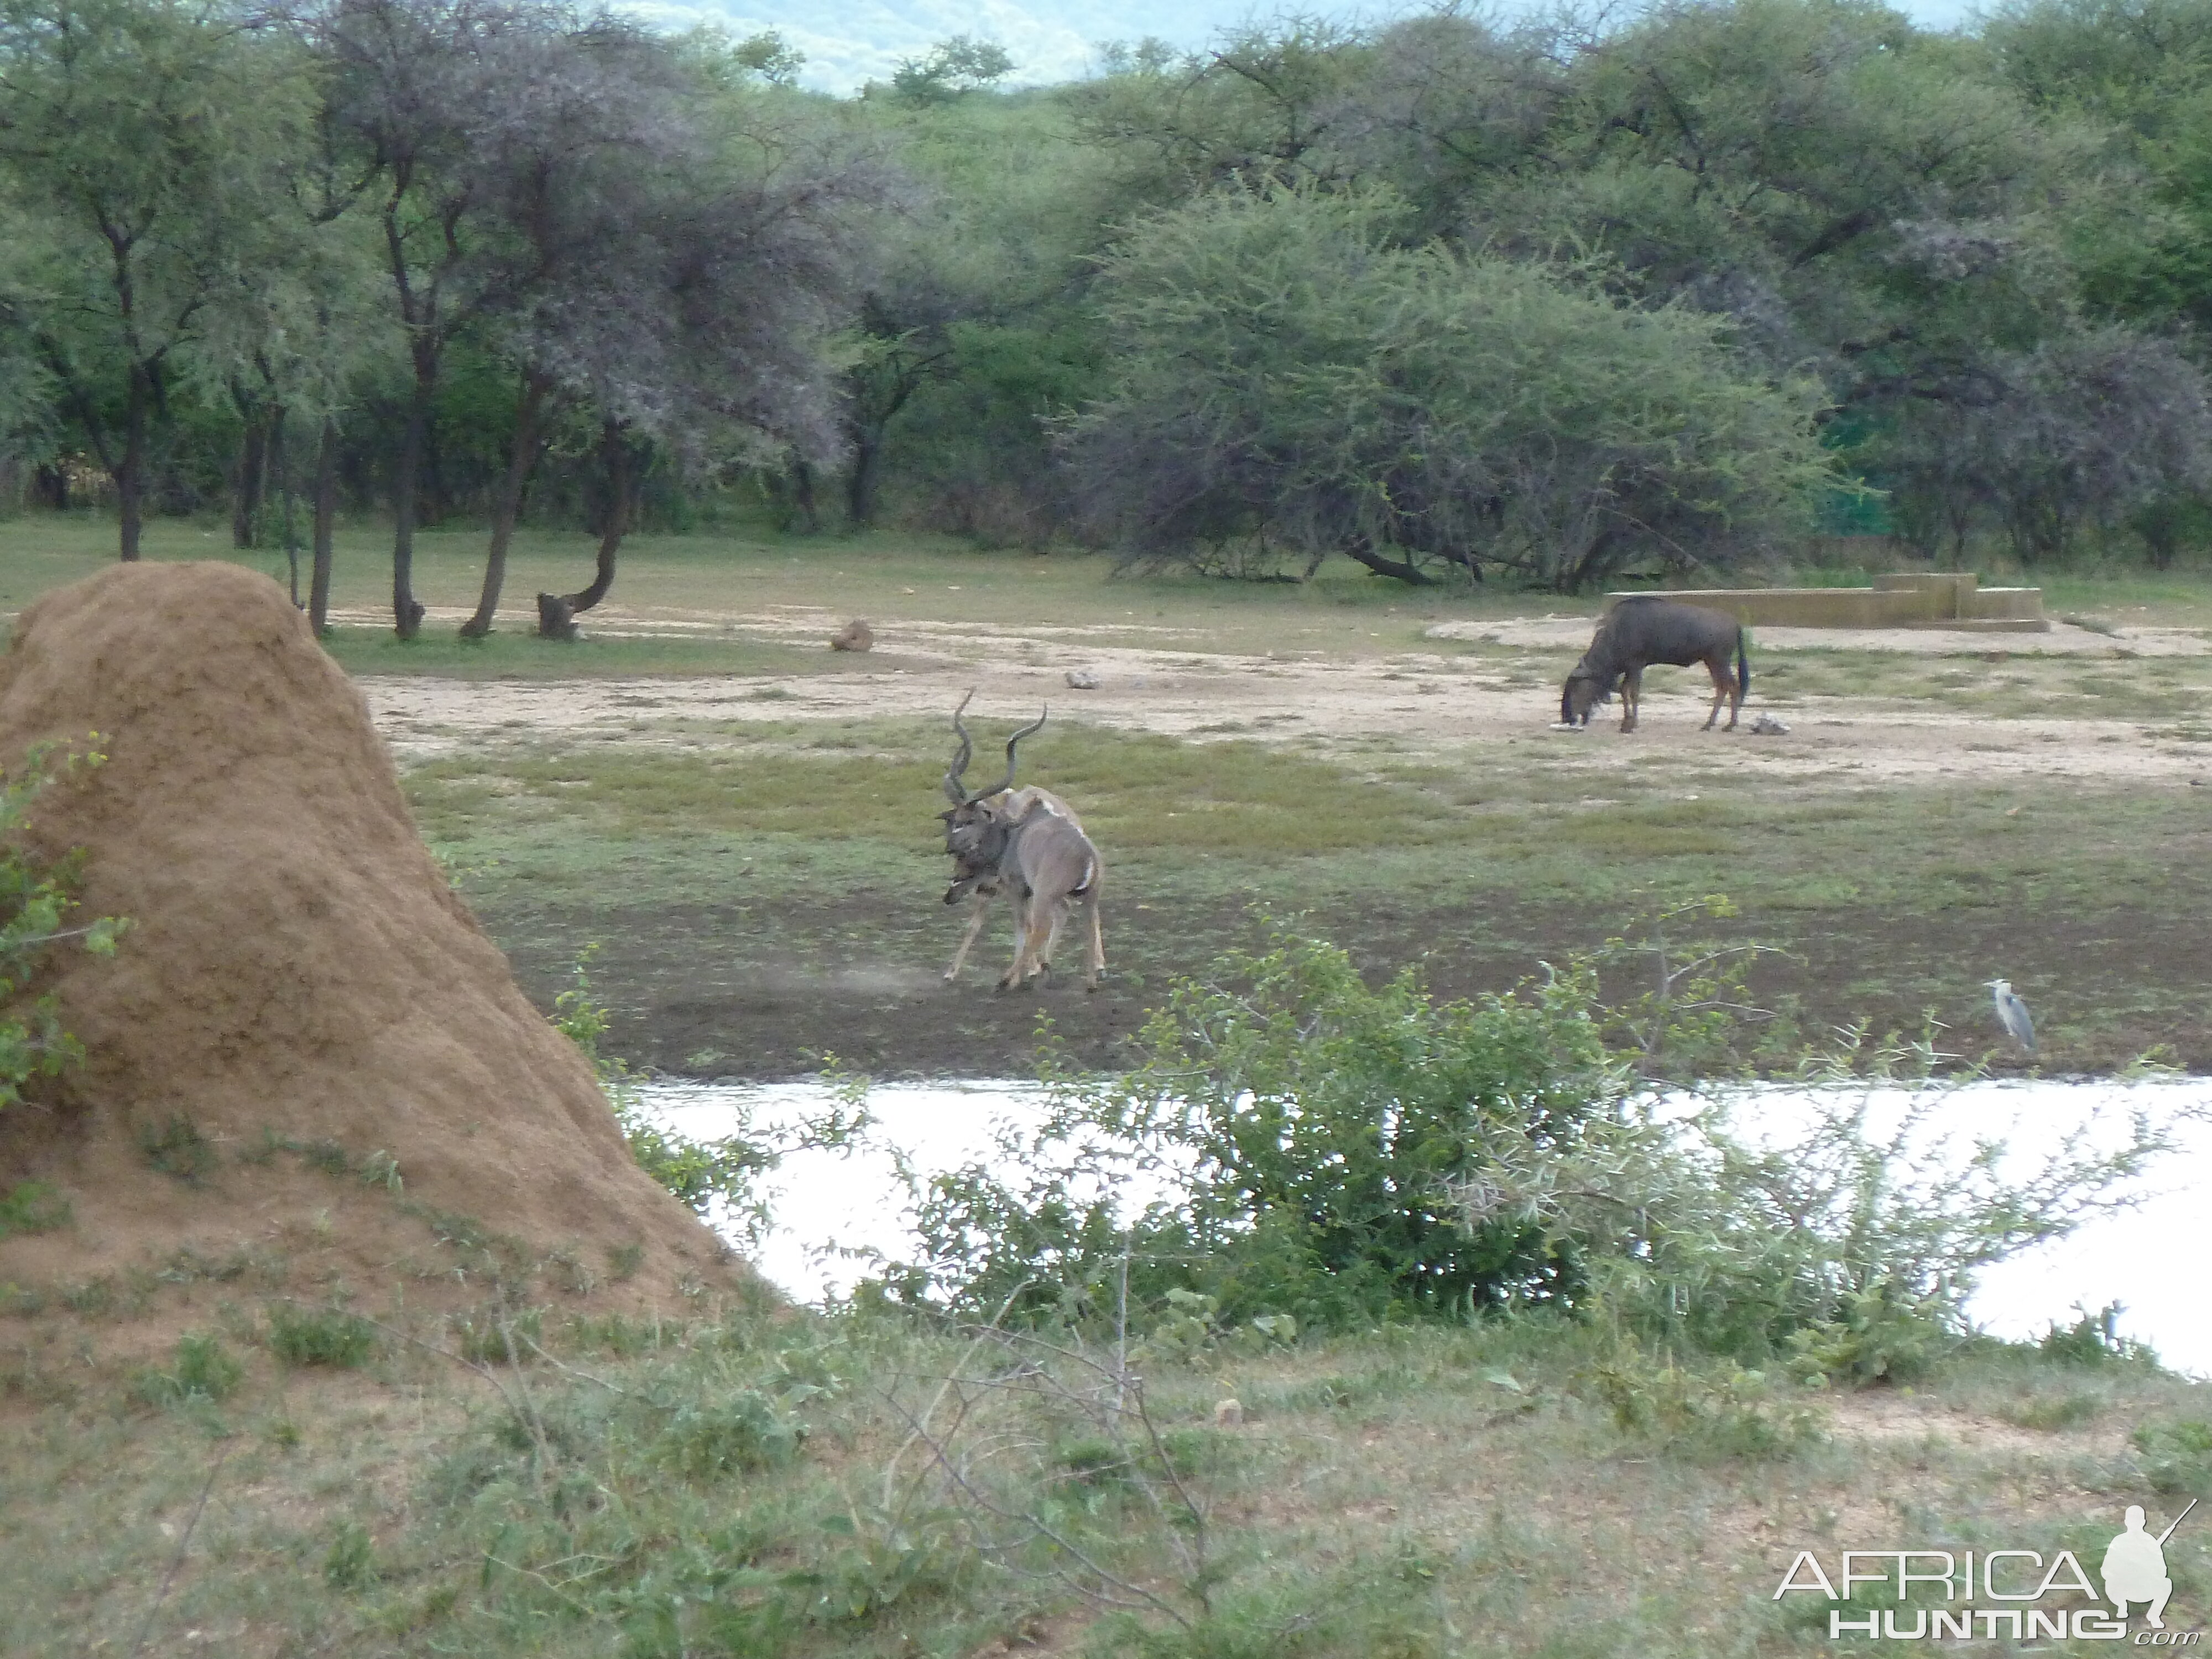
938;692;1104;992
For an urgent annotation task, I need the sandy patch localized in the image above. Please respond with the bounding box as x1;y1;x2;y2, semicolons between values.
348;601;2212;793
1428;616;2212;656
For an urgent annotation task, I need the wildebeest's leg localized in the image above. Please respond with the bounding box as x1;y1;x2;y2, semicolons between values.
1702;653;1729;731
945;891;994;982
1620;666;1642;732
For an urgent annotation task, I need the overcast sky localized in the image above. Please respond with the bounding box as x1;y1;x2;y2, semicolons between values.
620;0;1984;96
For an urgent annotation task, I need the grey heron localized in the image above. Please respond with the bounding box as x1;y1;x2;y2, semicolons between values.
1986;978;2037;1053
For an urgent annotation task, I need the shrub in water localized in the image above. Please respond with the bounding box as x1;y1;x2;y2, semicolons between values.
875;915;2178;1367
889;923;1622;1328
554;947;864;1232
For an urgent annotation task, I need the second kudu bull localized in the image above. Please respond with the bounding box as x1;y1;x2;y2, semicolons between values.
1561;597;1750;733
939;693;1104;992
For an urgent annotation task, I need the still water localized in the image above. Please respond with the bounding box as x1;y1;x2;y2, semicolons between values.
643;1076;2212;1379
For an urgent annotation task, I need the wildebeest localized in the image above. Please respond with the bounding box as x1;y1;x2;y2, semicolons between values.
1560;597;1749;733
939;693;1104;992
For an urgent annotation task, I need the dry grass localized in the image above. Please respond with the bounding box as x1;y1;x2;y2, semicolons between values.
2;1306;2204;1657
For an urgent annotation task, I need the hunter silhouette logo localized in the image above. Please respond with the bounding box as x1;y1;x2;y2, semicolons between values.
2105;1501;2196;1630
1776;1500;2200;1642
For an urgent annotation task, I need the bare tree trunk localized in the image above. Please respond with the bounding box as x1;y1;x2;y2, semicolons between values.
231;386;269;550
117;362;149;562
1338;533;1432;585
785;457;820;533
310;415;338;634
538;419;633;639
461;369;554;638
268;408;299;605
846;429;882;528
391;355;433;638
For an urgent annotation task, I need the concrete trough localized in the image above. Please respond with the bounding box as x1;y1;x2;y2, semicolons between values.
1603;572;2049;632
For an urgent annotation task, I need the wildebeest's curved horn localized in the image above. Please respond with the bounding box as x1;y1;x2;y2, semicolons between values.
943;688;977;804
965;706;1047;805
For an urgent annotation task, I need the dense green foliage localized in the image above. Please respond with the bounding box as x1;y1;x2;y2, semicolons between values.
877;929;1620;1328
9;0;2212;588
0;740;124;1108
871;920;2172;1377
1067;184;1832;588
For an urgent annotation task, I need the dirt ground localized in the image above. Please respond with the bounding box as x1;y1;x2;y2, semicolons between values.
343;599;2212;1078
351;601;2210;782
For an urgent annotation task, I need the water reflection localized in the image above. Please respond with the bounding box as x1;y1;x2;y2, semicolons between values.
643;1076;2212;1380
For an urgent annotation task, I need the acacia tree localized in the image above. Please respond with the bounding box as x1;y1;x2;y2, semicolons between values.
842;281;960;529
526;91;894;635
449;15;693;638
1065;183;1832;589
181;28;395;623
321;0;567;637
0;0;313;559
1880;327;2212;561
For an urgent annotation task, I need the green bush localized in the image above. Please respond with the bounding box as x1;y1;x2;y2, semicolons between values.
651;1389;805;1479
138;1114;218;1185
2039;1301;2159;1367
1783;1285;1951;1387
1;739;127;1110
875;914;2177;1369
0;1179;70;1238
1585;1349;1827;1460
266;1303;379;1368
322;1520;377;1590
134;1332;246;1405
2132;1420;2212;1496
451;1306;542;1365
889;920;1622;1329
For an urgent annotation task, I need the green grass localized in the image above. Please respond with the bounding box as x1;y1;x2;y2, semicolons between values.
318;624;833;681
2;1307;2204;1657
0;514;1549;662
408;722;1492;858
401;721;2212;1072
405;728;2190;915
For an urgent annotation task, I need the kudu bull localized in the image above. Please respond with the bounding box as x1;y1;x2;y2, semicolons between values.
1561;597;1749;733
939;693;1104;992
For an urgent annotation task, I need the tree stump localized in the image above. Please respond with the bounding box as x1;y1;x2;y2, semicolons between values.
535;592;580;640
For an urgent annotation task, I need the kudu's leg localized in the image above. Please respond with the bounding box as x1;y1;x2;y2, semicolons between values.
1702;657;1727;731
1079;889;1104;991
1620;667;1641;733
1035;902;1068;975
945;891;993;982
1000;896;1055;992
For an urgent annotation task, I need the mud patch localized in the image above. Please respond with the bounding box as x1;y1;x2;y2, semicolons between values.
479;890;2212;1081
